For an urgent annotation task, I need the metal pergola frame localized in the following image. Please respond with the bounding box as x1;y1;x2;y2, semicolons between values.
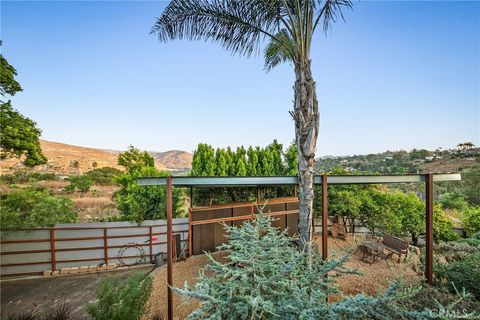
137;173;461;320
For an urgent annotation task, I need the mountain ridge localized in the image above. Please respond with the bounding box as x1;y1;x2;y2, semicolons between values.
0;140;193;175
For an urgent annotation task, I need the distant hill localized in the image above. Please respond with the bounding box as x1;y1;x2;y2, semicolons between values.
0;140;192;175
315;146;480;174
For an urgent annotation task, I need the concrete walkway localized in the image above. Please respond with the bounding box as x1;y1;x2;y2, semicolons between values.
1;265;154;319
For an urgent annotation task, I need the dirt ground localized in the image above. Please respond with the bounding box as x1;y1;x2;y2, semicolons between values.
144;235;421;320
1;265;154;320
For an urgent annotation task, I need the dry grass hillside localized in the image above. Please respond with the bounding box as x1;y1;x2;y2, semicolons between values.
0;140;192;175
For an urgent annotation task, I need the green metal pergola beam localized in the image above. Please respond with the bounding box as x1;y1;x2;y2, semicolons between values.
137;173;461;187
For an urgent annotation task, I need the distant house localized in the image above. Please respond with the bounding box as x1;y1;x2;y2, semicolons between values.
425;156;434;161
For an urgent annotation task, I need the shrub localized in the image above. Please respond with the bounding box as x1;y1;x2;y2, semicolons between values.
462;206;480;236
175;213;444;319
7;300;72;320
115;166;185;222
399;285;480;315
0;188;76;229
435;253;480;300
434;241;480;262
433;205;460;242
0;172;57;185
85;167;122;185
438;192;469;211
64;175;93;193
87;273;152;320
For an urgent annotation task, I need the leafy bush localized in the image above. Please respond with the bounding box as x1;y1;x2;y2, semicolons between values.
85;167;122;185
462;206;480;236
435;253;480;300
0;172;57;185
87;273;152;320
457;238;480;248
434;241;480;262
64;175;93;193
399;285;480;315
1;188;76;229
433;205;460;242
7;300;72;320
438;192;469;211
114;146;185;222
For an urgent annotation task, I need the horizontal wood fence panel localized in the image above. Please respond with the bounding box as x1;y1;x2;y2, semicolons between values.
190;197;299;255
0;218;189;278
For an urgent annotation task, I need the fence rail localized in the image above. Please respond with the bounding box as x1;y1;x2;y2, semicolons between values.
0;218;189;278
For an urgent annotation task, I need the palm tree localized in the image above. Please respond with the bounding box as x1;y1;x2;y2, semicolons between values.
152;0;352;249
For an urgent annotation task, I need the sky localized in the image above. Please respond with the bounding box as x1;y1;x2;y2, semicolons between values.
1;0;479;156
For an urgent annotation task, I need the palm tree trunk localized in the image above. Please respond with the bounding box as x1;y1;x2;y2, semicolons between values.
293;59;319;251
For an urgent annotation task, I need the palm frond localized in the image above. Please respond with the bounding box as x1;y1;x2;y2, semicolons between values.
313;0;352;33
152;0;284;57
264;29;294;71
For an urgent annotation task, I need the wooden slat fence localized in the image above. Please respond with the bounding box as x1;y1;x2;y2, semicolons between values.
189;197;299;255
0;218;189;278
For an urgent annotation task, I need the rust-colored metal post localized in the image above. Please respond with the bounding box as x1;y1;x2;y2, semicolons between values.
50;228;56;271
188;207;193;257
322;175;328;260
166;176;173;320
103;228;108;265
425;173;434;285
190;187;193;208
149;226;153;263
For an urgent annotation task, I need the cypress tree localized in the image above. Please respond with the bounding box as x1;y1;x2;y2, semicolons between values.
246;146;258;176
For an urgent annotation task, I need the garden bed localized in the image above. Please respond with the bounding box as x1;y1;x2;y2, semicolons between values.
144;235;421;319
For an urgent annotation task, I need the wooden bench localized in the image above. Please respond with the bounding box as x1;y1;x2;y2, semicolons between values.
383;234;409;263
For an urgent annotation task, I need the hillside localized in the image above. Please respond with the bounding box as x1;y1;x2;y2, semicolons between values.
315;146;480;174
0;140;192;175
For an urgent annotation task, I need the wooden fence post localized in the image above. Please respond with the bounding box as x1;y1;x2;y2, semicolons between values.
50;228;56;271
425;173;434;285
103;228;108;265
166;176;173;320
149;226;153;263
322;175;328;260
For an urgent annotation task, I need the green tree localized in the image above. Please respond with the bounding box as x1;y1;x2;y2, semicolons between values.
115;147;185;222
225;147;236;176
0;46;46;167
1;188;76;229
191;143;216;176
215;148;228;176
236;157;247;176
0;41;22;99
0;102;47;166
117;145;154;173
267;139;284;175
235;146;247;176
284;142;298;176
246;146;258;176
394;192;425;245
152;0;353;248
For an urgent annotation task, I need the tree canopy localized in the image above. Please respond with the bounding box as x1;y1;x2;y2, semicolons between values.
0;44;46;167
